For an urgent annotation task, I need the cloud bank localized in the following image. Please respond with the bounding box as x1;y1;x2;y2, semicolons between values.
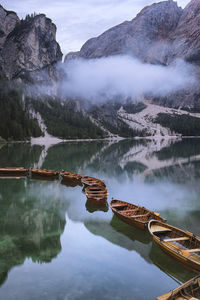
60;55;196;102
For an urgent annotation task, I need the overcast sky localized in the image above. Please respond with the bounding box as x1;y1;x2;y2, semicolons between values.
1;0;189;55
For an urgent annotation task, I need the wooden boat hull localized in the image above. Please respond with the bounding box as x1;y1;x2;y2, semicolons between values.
60;171;82;184
157;275;200;300
113;209;147;230
0;167;28;176
81;176;106;187
31;169;59;179
85;185;108;205
110;199;165;231
154;236;200;272
148;220;200;272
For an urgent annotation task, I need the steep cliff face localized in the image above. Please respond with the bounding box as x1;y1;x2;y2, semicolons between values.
0;6;64;141
0;5;19;50
64;0;200;111
65;0;200;67
166;0;200;64
65;0;182;64
2;14;62;79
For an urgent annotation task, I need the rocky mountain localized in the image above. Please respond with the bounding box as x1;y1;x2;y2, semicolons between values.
0;8;62;80
0;5;19;51
1;0;200;141
66;0;182;64
65;0;200;123
65;0;200;66
166;0;200;64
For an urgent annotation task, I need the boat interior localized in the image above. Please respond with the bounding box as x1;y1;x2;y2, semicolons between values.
87;187;107;192
111;200;161;222
169;276;200;300
151;223;200;263
182;277;200;299
82;177;105;186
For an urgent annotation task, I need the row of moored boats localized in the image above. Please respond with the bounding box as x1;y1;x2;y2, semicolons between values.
0;167;108;205
0;167;200;299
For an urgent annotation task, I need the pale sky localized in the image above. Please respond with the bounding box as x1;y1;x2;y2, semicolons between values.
1;0;189;55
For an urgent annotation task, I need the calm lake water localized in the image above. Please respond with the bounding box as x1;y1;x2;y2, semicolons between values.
0;138;199;300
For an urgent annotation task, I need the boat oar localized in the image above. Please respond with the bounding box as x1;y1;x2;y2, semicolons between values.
180;249;191;257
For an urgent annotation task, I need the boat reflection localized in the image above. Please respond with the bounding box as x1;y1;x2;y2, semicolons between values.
85;199;109;213
149;243;196;284
84;215;152;264
60;178;83;188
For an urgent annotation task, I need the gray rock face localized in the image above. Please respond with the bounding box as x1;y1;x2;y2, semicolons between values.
64;0;200;110
65;0;182;64
65;0;200;67
1;13;62;79
0;5;19;50
166;0;200;64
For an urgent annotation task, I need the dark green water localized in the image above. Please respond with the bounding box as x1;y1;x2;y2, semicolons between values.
0;138;199;300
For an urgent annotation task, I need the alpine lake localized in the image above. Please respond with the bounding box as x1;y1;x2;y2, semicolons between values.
0;138;200;300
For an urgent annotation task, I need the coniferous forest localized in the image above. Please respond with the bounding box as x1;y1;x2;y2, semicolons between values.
32;99;106;139
0;80;42;141
155;113;200;136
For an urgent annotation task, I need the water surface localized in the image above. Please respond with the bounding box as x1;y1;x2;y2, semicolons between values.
0;138;199;299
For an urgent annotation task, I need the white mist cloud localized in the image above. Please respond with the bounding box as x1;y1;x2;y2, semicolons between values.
60;55;196;102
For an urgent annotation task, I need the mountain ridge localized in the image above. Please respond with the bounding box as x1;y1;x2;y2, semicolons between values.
1;1;200;141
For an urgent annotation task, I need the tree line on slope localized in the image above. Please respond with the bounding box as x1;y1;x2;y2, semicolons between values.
0;81;42;141
155;113;200;136
32;99;106;139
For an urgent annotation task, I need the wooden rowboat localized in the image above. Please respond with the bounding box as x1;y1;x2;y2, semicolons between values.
110;199;166;230
60;171;82;183
85;185;108;205
31;168;59;179
0;167;28;176
81;176;106;187
157;275;200;300
148;220;200;272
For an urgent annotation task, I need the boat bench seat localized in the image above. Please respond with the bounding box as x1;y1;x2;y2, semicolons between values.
132;212;150;218
87;192;107;195
163;237;190;242
112;204;128;208
121;209;139;213
151;225;172;233
184;248;200;253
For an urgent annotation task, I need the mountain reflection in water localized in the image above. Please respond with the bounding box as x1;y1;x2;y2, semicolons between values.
0;138;200;299
0;178;66;286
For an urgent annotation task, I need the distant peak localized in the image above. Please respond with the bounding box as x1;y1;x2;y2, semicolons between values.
0;4;18;16
136;0;182;18
185;0;200;8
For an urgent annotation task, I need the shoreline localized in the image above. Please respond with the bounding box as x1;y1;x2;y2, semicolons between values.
2;134;200;146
